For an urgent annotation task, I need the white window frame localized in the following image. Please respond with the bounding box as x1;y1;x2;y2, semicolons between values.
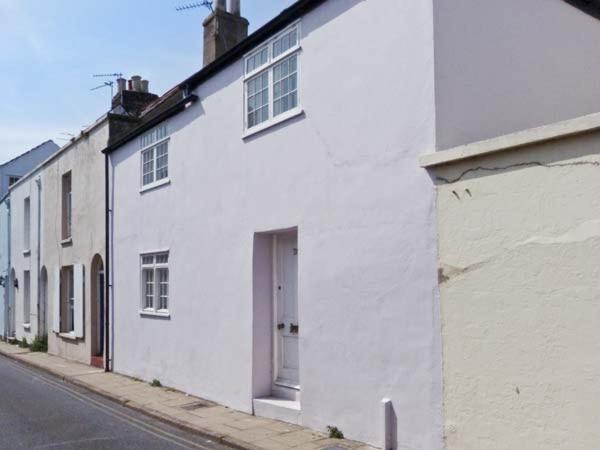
23;197;31;252
140;251;170;317
23;270;31;327
62;172;72;240
139;124;170;192
8;175;20;187
60;266;75;333
243;22;303;138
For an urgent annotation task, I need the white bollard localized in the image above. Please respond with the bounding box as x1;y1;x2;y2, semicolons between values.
381;398;392;449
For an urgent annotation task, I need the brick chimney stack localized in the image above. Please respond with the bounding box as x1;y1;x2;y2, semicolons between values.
203;0;249;66
111;75;158;117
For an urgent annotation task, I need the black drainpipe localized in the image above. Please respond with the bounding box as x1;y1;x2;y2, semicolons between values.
104;153;110;372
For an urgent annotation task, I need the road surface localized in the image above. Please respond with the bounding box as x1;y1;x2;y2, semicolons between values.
0;355;233;449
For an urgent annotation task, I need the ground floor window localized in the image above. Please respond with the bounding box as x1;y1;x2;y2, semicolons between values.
141;252;169;314
23;270;30;325
61;266;74;332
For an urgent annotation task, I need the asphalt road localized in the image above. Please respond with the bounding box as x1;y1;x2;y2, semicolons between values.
0;355;234;450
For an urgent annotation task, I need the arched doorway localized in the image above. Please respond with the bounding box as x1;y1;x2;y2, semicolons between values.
39;267;48;336
8;268;15;338
91;255;104;367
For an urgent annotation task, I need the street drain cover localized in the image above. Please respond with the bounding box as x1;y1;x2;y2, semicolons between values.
180;401;213;411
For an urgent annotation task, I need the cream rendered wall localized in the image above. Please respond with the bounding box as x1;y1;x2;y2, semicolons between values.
43;122;107;364
110;0;441;447
10;176;42;342
435;132;600;450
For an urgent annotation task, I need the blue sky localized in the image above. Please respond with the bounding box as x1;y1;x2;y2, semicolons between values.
0;0;295;163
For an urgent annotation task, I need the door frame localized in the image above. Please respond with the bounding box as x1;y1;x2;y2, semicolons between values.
271;232;300;389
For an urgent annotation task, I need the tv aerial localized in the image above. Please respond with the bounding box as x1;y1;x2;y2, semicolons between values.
90;73;123;105
176;1;213;12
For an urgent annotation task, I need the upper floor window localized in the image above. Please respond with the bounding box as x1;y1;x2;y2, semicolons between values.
8;176;20;187
244;23;301;134
140;124;169;189
23;197;31;251
141;252;169;315
61;172;72;240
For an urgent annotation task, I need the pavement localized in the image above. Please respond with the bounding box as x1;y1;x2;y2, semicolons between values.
0;341;375;450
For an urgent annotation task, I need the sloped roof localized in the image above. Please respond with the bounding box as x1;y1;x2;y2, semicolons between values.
563;0;600;20
1;140;59;168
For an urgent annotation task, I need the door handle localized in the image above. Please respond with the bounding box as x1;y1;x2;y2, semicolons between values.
277;323;285;330
290;323;299;334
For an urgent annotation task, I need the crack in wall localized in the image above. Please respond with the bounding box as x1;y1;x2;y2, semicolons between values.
436;160;600;184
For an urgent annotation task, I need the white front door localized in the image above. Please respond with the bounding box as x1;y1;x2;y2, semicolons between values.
275;232;299;386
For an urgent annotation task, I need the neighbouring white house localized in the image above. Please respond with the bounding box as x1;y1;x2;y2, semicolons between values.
105;0;441;448
0;140;59;340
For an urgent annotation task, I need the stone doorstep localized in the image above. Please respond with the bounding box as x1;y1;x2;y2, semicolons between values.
0;345;377;450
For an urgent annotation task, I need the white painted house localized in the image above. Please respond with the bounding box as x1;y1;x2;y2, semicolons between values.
105;0;441;447
0;140;59;340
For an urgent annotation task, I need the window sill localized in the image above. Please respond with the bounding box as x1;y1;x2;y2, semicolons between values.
58;331;77;340
23;323;31;331
140;309;171;319
61;237;73;247
242;107;304;140
140;178;170;194
23;249;31;257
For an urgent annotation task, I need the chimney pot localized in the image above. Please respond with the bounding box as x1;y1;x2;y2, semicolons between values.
229;0;240;15
215;0;226;10
128;79;133;90
117;78;126;94
131;75;142;92
141;80;149;93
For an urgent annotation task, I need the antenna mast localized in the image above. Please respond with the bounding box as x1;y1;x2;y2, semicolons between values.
90;73;123;107
175;1;213;12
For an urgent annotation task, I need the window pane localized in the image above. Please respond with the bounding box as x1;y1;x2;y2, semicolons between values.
246;46;268;74
143;269;154;309
246;72;269;128
155;143;168;180
68;268;74;332
142;149;155;185
142;255;154;265
158;268;169;310
156;253;169;264
273;27;298;58
273;55;298;117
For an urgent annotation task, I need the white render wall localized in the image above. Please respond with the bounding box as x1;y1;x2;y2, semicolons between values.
434;131;600;450
10;175;42;342
433;0;600;149
0;199;9;337
110;0;441;447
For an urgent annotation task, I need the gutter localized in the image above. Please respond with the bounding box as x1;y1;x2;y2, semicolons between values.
6;198;11;339
104;154;110;372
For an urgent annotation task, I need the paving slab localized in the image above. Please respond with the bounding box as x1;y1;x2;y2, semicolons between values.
0;342;377;450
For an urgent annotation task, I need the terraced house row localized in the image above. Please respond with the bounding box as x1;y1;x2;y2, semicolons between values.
1;1;600;449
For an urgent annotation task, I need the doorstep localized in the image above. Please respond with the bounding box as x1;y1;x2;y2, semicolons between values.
253;397;301;425
0;341;376;450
